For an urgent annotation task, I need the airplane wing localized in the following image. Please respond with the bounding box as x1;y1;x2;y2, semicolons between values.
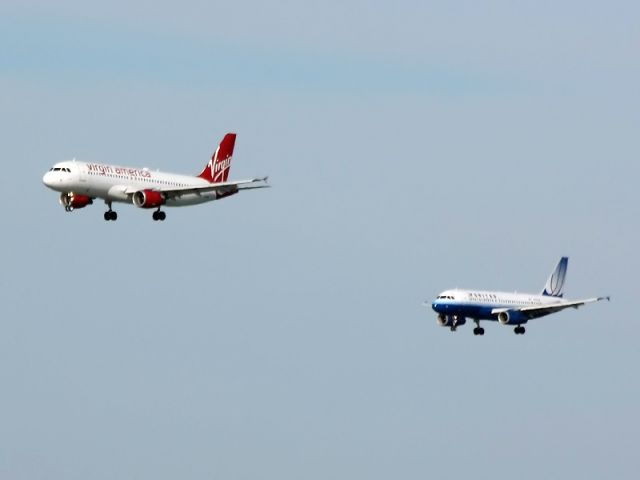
492;296;610;320
164;176;270;199
125;177;270;200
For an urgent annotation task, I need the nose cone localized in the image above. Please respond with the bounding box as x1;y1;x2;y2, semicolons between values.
431;299;446;313
42;171;53;188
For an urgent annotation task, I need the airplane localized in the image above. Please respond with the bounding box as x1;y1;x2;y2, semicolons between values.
428;257;609;335
42;133;269;221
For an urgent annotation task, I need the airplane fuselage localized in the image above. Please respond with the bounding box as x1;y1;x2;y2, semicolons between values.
42;132;269;222
43;160;218;207
431;289;564;323
429;257;607;335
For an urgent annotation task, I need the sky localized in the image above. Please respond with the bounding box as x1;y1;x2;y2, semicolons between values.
1;1;639;478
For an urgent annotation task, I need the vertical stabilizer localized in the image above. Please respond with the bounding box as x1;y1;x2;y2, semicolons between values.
541;257;569;297
198;133;236;183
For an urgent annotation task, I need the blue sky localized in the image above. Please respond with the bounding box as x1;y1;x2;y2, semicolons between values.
1;1;639;479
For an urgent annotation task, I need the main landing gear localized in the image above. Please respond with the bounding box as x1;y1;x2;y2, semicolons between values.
473;319;485;336
514;326;526;335
104;202;117;221
152;209;166;221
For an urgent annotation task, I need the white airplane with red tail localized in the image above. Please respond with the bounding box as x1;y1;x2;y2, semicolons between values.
42;133;269;221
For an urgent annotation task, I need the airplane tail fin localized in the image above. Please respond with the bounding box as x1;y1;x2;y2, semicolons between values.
197;133;236;183
541;257;568;297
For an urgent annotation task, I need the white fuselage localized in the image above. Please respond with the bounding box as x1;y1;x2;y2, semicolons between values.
431;288;564;321
428;257;606;334
43;160;216;207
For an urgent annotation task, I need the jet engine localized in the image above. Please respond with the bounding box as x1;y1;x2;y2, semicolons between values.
437;314;466;327
497;310;527;325
132;190;165;208
60;192;93;210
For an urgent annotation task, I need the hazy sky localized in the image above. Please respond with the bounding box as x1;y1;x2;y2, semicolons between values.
1;1;639;479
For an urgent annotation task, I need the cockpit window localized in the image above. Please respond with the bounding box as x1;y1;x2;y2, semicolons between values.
50;167;71;172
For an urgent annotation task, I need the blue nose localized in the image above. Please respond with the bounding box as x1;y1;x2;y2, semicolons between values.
432;301;448;313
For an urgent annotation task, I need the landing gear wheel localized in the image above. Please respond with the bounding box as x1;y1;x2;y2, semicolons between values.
473;320;484;336
153;211;166;221
514;326;526;335
103;201;117;221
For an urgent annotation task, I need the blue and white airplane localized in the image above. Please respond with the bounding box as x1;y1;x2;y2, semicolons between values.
429;257;609;335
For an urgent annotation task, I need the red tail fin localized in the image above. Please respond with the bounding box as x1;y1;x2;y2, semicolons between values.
198;133;236;183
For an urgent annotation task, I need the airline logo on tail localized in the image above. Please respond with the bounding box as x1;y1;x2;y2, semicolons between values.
213;156;231;182
199;133;236;183
542;256;568;297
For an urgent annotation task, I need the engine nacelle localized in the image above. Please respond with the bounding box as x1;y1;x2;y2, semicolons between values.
497;310;527;325
132;190;165;208
437;314;466;327
60;192;93;210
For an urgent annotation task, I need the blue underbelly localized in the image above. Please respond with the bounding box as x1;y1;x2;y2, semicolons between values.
435;303;500;321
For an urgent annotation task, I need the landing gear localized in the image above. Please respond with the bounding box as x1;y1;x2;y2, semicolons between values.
514;326;526;335
152;210;166;221
473;319;484;336
104;202;117;221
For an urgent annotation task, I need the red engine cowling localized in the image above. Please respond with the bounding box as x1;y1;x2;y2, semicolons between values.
60;192;93;210
132;190;165;208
